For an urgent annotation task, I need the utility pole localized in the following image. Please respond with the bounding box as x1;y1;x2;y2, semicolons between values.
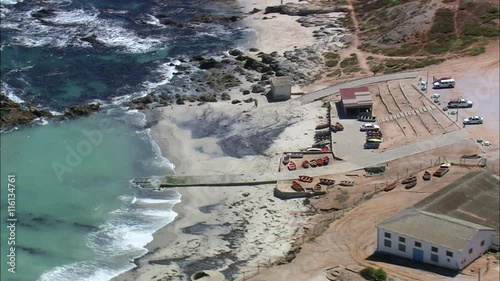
426;69;429;94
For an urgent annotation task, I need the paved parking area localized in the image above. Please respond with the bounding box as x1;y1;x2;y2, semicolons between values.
331;118;378;161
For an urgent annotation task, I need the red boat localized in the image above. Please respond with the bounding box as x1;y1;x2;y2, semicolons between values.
383;181;397;192
316;158;324;166
335;122;344;131
302;160;310;169
315;123;329;130
288;161;297;171
291;181;304;192
299;175;313;183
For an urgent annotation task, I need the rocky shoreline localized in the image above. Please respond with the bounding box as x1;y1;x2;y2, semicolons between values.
0;94;102;131
1;1;350;131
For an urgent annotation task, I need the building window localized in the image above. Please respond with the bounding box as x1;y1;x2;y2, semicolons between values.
431;253;439;263
481;240;485;247
384;232;391;239
414;241;421;247
446;251;453;257
469;248;473;254
399;237;406;243
431;246;438;253
398;243;406;252
384;239;391;248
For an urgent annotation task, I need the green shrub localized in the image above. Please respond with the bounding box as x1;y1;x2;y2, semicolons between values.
340;55;358;68
325;60;339;67
463;26;500;37
323;52;340;60
360;267;376;279
430;8;455;39
360;267;387;281
374;268;387;281
468;47;486;56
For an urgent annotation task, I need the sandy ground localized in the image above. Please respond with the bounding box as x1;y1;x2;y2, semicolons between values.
240;0;316;55
246;164;499;281
111;185;309;281
113;0;499;280
421;40;500;147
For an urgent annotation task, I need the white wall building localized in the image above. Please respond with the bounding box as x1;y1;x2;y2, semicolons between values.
376;171;499;271
377;208;494;270
270;77;291;101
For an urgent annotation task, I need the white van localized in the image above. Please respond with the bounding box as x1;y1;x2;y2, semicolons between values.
433;78;455;89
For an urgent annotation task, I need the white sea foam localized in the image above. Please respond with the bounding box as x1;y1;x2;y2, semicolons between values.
39;260;135;281
40;192;180;281
4;7;169;53
0;0;23;5
43;8;98;25
142;14;164;27
1;82;25;103
142;60;180;89
34;117;49;126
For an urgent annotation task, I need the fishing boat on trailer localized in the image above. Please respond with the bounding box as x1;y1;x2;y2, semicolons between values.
319;178;335;185
405;181;417;189
334;122;344;131
433;167;449;177
339;180;354;186
383;181;397;192
316;158;324;166
322;156;329;165
282;154;290;165
288;161;297;171
291;181;304;192
422;171;431;181
315;123;329;130
401;176;417;184
302;160;310;169
299;175;313;183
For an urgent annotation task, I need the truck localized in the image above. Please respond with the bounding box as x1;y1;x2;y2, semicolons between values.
448;98;473;108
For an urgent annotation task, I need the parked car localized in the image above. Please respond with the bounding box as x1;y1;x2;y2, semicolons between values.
463;116;483;125
360;124;380;131
364;142;380;149
433;78;455;89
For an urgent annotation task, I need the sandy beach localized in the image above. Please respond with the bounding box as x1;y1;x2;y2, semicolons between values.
111;1;333;280
112;0;500;280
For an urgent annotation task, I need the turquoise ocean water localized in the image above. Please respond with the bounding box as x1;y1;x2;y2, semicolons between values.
1;110;179;281
0;0;243;279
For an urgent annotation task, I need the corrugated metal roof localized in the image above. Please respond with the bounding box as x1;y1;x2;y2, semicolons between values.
340;87;373;108
378;171;499;250
378;208;493;251
415;171;499;234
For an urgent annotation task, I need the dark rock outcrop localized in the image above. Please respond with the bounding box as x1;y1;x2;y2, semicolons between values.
1;95;41;129
63;103;101;119
264;3;336;16
251;84;266;93
199;58;222;69
190;15;240;24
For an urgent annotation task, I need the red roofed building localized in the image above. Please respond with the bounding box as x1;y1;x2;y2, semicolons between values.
339;86;373;116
